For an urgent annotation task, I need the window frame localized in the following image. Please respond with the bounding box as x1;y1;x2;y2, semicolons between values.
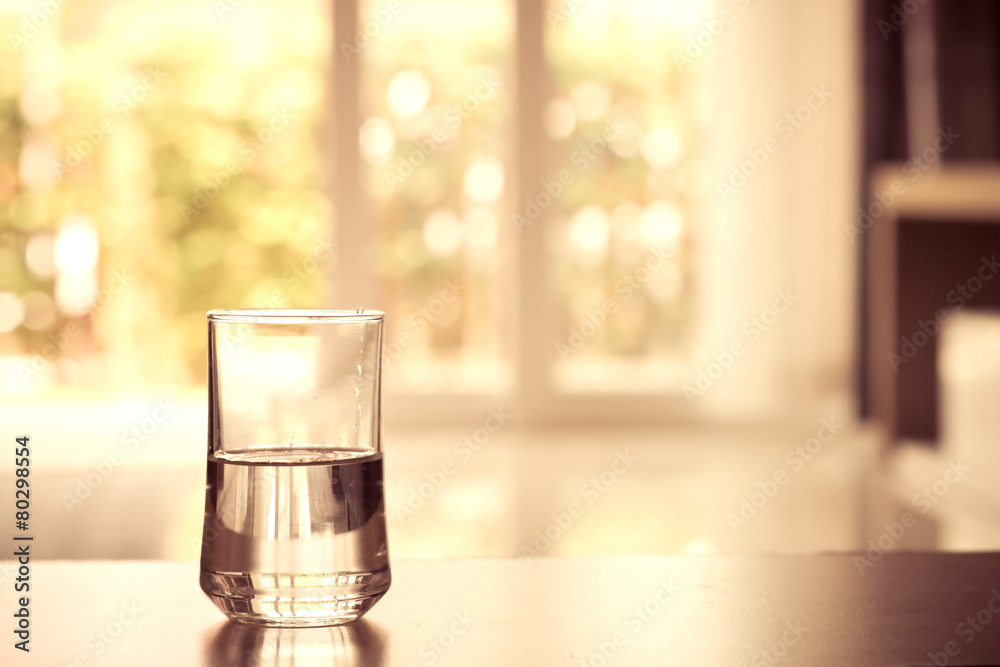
328;0;703;428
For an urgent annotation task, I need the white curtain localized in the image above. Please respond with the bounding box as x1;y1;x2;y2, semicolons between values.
696;0;860;420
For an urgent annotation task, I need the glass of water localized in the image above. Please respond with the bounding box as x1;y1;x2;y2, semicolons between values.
199;309;390;626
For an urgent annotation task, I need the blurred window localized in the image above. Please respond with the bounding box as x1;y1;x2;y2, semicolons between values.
0;0;710;422
545;0;710;393
0;0;331;395
358;0;512;393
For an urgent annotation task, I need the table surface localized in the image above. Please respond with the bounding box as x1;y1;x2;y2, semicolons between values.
3;554;1000;666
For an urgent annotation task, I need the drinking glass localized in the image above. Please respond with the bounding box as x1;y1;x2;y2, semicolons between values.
199;309;390;626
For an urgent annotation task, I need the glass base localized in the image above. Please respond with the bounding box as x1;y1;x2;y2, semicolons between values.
201;569;390;627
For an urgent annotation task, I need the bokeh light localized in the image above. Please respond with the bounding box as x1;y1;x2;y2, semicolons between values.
571;81;612;123
386;70;433;119
25;233;56;278
359;117;396;164
640;201;683;249
569;206;611;255
54;218;99;274
0;293;25;333
55;273;98;317
640;126;682;170
18;140;61;191
21;291;58;331
422;210;463;257
463;157;505;204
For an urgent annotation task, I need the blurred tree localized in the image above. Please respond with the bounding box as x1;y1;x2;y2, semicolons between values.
0;0;330;389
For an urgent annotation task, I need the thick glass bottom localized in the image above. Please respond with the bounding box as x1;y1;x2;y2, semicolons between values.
201;568;390;627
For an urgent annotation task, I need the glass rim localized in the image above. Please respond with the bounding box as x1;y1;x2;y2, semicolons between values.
207;308;385;323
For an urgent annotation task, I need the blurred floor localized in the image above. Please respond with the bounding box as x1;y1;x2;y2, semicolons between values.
383;423;879;558
11;310;1000;561
17;411;883;560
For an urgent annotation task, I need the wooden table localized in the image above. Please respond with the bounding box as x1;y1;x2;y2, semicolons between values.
3;554;1000;666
